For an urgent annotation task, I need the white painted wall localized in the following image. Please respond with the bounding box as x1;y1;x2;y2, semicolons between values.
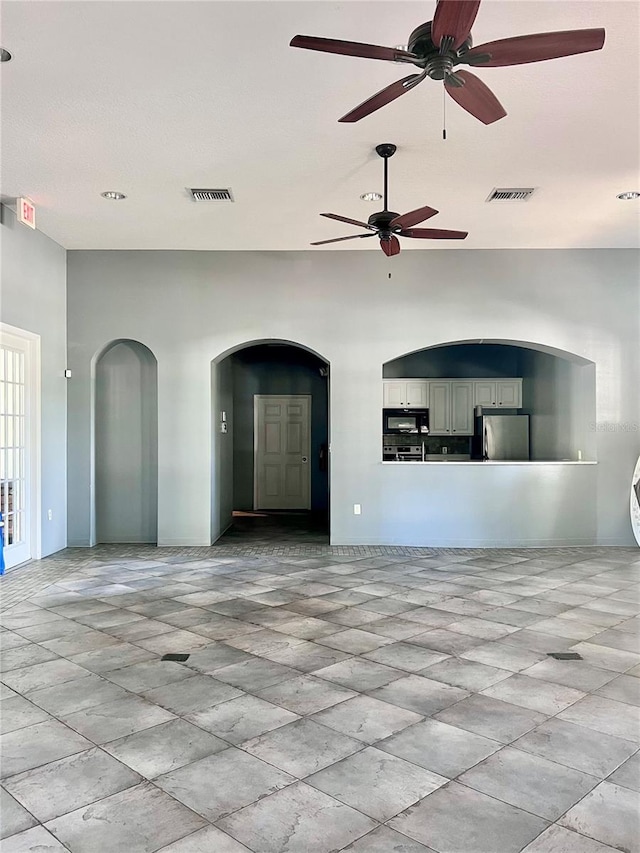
66;248;640;547
0;204;67;557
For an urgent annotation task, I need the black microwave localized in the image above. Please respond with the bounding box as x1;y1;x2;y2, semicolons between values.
383;408;430;435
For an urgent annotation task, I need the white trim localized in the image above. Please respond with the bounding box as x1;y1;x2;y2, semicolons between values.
0;323;42;566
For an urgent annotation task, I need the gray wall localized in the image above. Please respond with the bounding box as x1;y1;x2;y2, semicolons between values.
213;356;234;540
0;204;67;557
384;343;522;379
95;341;158;543
66;248;640;547
230;345;329;513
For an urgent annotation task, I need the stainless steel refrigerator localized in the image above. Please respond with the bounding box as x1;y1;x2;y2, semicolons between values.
476;414;530;460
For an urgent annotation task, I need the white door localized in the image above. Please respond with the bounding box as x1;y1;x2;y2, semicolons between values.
0;327;39;569
254;395;311;510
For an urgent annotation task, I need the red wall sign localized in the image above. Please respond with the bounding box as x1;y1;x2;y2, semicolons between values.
18;198;36;229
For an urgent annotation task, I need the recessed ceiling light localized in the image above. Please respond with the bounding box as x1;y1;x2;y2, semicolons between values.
0;48;12;62
360;192;382;202
616;191;640;200
101;191;126;200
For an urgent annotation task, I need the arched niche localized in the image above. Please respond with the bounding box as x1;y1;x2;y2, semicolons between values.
211;339;330;542
94;339;158;543
383;339;596;462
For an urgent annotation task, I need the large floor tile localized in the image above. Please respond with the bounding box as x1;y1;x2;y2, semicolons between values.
368;674;469;716
24;672;129;717
458;746;599;820
62;695;175;743
388;780;549;853
101;659;193;692
156;824;252;851
595;673;640;706
155;747;294;821
0;787;38;839
0;826;71;852
141;674;242;715
418;657;512;691
378;718;502;778
211;657;300;691
606;752;640;792
460;640;546;671
313;657;404;691
69;642;156;673
341;825;436;852
307;745;446;820
0;659;92;694
559;781;640;853
256;674;356;715
241;718;363;777
513;718;638;777
0;695;51;734
3;746;141;821
45;781;207;853
0;719;93;779
558;694;640;742
310;694;422;744
216;780;377;853
521;823;621;852
185;694;299;743
103;718;227;778
520;658;617;692
434;694;548;743
363;642;449;673
481;673;586;715
0;643;59;673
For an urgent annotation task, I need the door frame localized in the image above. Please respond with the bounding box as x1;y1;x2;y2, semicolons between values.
253;394;312;511
0;322;42;568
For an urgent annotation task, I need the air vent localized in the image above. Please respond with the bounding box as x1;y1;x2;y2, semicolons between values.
188;188;234;202
486;187;536;202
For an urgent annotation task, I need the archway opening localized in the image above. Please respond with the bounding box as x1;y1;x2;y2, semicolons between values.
212;341;329;545
95;340;158;544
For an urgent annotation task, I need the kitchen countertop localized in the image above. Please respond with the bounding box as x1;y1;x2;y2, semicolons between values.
382;460;597;465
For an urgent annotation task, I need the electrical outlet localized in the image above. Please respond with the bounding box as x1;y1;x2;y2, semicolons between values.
47;509;53;521
353;504;361;515
442;447;448;455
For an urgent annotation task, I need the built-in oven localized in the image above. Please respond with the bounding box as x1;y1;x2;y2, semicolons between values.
383;408;429;435
383;444;424;461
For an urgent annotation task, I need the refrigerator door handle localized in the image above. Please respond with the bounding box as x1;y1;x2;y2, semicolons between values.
483;425;488;460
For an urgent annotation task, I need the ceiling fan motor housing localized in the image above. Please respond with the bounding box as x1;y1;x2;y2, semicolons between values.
408;21;473;78
368;210;402;235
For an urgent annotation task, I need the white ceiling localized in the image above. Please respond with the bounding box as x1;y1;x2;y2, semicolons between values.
1;0;639;251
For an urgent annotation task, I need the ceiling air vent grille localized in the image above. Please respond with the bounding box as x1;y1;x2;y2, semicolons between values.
487;187;536;202
189;188;234;202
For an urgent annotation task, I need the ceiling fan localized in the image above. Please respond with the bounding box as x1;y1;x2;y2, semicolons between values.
311;143;467;256
290;0;605;125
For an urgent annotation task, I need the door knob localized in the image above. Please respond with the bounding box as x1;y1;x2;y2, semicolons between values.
302;457;308;463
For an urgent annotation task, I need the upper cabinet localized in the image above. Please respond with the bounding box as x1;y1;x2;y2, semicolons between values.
428;380;474;435
383;380;429;409
473;379;522;408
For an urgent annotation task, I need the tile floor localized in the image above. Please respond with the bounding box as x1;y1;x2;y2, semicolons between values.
1;545;639;852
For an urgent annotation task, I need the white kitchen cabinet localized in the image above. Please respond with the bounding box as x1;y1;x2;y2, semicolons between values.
429;381;474;435
383;380;428;408
473;379;522;408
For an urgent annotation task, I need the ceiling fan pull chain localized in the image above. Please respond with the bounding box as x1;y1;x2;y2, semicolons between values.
443;83;447;140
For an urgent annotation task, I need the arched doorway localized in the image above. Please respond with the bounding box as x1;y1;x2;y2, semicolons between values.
212;341;329;544
95;340;158;543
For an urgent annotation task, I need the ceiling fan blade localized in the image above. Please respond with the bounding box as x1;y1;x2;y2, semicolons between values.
390;205;439;230
320;213;377;231
310;233;376;246
463;29;605;67
401;228;468;239
432;0;481;50
290;35;418;63
380;236;401;256
339;73;425;123
445;70;506;124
